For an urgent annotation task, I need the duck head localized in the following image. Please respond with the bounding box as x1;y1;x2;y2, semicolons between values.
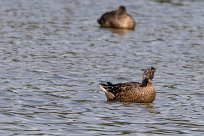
142;67;156;85
118;5;126;12
116;5;126;15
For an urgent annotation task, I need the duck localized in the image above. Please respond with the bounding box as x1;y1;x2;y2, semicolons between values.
97;5;136;30
99;67;156;103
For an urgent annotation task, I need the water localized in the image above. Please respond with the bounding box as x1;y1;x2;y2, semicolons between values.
0;0;204;135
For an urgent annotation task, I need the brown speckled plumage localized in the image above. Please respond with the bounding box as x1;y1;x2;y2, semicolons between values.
99;67;156;103
97;5;135;29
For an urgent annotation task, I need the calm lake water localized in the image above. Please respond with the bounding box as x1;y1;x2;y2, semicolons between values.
0;0;204;135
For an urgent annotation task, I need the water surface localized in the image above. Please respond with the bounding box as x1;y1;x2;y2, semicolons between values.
0;0;204;135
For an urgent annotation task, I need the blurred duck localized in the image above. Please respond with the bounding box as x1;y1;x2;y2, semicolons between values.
97;5;135;29
99;67;156;103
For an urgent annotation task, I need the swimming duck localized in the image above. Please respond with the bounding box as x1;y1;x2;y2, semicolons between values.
99;67;156;103
97;5;135;29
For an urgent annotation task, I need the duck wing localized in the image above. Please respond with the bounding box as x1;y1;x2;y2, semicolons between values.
97;10;117;24
99;82;141;97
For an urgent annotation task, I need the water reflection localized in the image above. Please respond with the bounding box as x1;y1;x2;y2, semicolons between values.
108;28;135;35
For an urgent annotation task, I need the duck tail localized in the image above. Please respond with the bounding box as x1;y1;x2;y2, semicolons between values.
97;18;101;24
99;83;109;93
99;82;115;99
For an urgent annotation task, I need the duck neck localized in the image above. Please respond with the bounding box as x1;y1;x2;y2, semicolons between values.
140;79;149;87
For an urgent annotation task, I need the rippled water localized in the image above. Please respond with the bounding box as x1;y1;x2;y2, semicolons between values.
0;0;204;135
